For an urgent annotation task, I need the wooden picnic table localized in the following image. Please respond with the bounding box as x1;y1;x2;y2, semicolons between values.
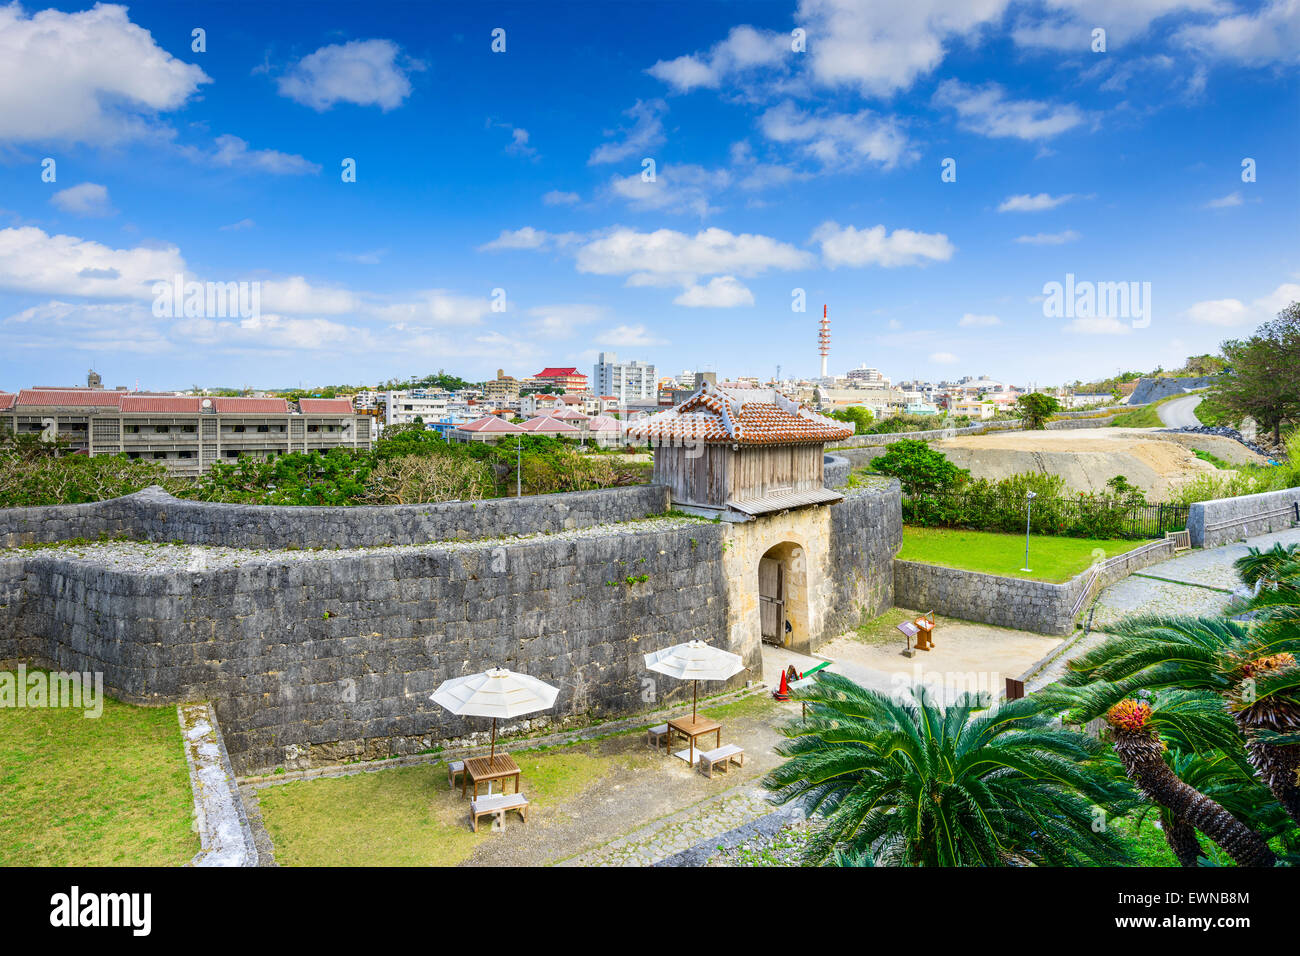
667;715;721;765
462;754;521;799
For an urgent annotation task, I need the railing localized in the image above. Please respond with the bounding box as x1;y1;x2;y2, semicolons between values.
1069;538;1175;617
903;492;1189;540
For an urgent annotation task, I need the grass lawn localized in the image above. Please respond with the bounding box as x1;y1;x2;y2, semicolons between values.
0;671;198;866
258;741;645;866
898;527;1152;582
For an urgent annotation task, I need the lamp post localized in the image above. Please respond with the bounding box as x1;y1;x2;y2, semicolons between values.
1021;490;1037;572
515;436;522;498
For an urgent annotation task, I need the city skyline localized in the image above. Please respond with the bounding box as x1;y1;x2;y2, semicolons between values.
1;1;1297;391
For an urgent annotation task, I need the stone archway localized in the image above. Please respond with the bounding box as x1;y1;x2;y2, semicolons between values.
758;541;809;652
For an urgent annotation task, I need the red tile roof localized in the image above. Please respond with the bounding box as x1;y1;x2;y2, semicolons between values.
626;382;853;446
456;415;526;433
586;415;623;432
15;389;127;407
298;398;355;414
212;397;289;414
119;396;203;413
536;367;586;379
551;407;589;420
0;393;13;411
519;416;581;434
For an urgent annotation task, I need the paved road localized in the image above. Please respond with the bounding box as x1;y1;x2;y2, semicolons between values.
1158;392;1204;428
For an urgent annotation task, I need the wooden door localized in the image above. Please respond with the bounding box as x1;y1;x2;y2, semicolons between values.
759;557;784;645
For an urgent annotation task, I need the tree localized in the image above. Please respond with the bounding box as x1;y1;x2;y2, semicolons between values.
1102;698;1275;866
871;439;967;495
1016;392;1061;429
763;677;1135;866
828;406;874;434
1210;301;1300;444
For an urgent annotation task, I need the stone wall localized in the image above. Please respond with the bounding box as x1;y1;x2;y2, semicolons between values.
1129;376;1215;405
0;479;903;775
0;484;671;550
1188;488;1300;548
823;454;851;489
893;560;1086;636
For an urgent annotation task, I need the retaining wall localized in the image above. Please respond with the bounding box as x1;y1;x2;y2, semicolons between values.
0;484;671;550
1188;488;1300;548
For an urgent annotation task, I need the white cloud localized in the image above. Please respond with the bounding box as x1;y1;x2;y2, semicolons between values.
929;351;960;364
797;0;1012;96
588;99;667;165
998;192;1077;213
209;135;320;175
1015;229;1081;244
478;227;583;252
50;183;113;217
0;226;185;300
608;165;729;217
813;222;955;268
595;324;668;347
575;227;813;282
673;276;755;308
259;277;358;315
542;190;580;206
647;25;790;92
370;291;496;327
220;219;256;232
1014;1;1224;52
277;39;422;111
758;101;913;169
934;80;1088;140
527;303;607;336
1177;0;1300;64
959;313;1001;327
1205;191;1243;208
0;4;209;145
1184;283;1300;328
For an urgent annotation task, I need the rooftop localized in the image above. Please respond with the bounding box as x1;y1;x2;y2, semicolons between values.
626;381;853;446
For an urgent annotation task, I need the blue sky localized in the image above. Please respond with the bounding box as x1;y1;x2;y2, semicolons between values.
0;0;1297;391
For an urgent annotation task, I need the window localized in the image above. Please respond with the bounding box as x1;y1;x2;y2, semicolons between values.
225;450;239;458
178;451;192;459
257;424;269;433
182;425;196;433
125;425;140;434
232;425;245;433
307;424;319;433
155;425;169;434
153;452;166;459
127;452;141;459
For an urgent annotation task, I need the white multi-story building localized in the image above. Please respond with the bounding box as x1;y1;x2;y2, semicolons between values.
592;352;657;405
845;365;890;387
382;390;451;427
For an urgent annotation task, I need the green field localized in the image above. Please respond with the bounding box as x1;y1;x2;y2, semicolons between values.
0;671;198;865
897;527;1152;582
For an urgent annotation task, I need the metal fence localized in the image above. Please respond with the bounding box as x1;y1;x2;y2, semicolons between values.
903;492;1189;540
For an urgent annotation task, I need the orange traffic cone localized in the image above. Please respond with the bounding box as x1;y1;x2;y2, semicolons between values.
774;668;790;701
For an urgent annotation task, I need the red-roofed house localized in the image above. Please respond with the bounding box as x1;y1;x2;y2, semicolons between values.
298;398;355;414
0;393;14;412
518;416;581;435
453;415;526;442
626;380;851;519
533;367;588;393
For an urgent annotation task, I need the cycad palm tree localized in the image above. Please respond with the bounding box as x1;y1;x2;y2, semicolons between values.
1102;697;1275;866
1060;610;1300;824
763;675;1135;866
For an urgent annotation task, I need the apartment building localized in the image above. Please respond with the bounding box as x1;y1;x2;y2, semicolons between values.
382;390;452;426
533;367;589;393
483;369;521;403
592;352;657;404
0;389;371;475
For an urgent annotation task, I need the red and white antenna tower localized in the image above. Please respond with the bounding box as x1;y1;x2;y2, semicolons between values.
818;304;831;379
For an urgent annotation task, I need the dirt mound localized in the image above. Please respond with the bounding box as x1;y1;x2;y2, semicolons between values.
934;428;1240;498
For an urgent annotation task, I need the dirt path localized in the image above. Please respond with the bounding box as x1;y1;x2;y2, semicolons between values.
934;426;1260;497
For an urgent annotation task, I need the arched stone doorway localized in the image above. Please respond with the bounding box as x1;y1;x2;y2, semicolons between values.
758;541;809;650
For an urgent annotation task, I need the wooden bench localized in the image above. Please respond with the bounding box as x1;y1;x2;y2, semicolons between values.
447;760;465;788
647;724;670;751
470;792;529;832
698;744;745;778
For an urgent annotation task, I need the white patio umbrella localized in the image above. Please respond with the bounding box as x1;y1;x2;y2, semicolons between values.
644;640;745;722
430;667;559;763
